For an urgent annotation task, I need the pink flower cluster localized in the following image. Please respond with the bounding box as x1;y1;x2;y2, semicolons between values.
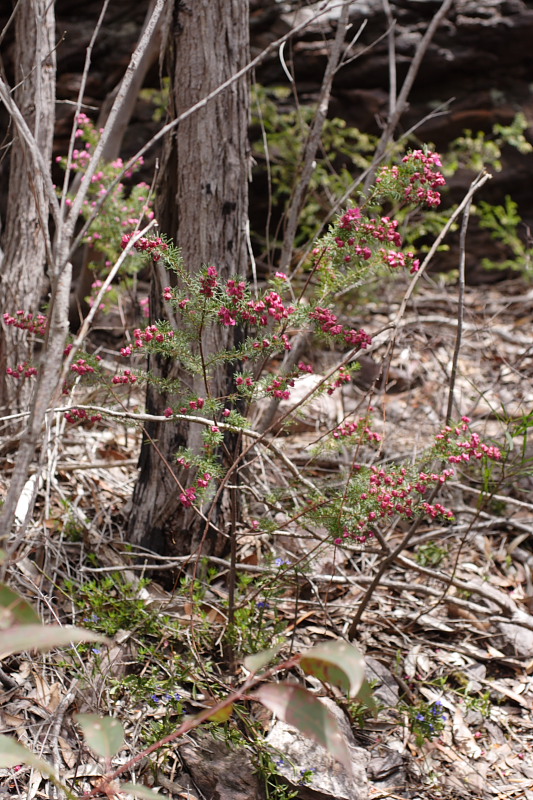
320;208;421;273
218;307;236;326
334;465;456;544
266;376;295;400
179;471;214;507
112;369;138;385
200;266;219;297
332;416;382;441
227;279;246;299
236;376;254;389
338;211;402;247
298;361;314;374
326;366;352;395
65;408;102;424
314;200;425;278
262;291;295;321
57;148;91;170
180;487;197;507
88;279;113;311
177;397;205;413
379;249;420;274
402;149;446;207
376;150;446;208
251;334;291;351
316;209;404;268
3;311;47;337
121;233;168;261
218;289;296;328
421;501;454;519
6;362;38;379
310;307;372;349
434;417;502;463
120;324;175;356
71;359;96;376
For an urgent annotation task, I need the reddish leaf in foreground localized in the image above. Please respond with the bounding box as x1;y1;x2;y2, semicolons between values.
254;683;352;774
299;641;364;698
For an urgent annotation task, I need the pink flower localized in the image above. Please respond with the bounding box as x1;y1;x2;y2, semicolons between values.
218;307;236;326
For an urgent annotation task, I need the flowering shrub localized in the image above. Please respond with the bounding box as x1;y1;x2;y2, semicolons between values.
5;143;503;541
308;414;501;545
375;149;446;208
6;362;38;379
56;114;155;310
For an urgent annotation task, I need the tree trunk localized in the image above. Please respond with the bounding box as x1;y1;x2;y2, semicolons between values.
0;0;55;414
128;0;250;554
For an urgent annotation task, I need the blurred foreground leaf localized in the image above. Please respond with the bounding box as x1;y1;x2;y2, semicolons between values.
76;714;125;758
0;624;107;660
300;640;365;698
254;683;352;774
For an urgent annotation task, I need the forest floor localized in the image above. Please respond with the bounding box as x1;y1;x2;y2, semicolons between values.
1;268;533;800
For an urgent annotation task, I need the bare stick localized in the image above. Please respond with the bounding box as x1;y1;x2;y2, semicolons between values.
0;261;72;546
0;0;166;543
49;404;320;494
363;0;454;191
445;199;472;424
382;0;396;119
258;330;310;432
278;2;351;273
290;99;454;278
58;219;156;383
391;171;491;327
0;1;21;46
64;0;165;241
59;0;112;221
346;483;442;639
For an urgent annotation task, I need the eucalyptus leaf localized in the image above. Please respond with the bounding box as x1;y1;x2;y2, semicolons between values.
354;678;379;716
121;783;167;800
0;583;41;626
300;641;365;698
254;683;352;774
0;735;58;778
0;625;108;660
76;714;125;758
204;703;233;723
244;642;283;673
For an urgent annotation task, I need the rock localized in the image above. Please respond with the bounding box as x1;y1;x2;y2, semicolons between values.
266;697;370;800
365;657;400;708
367;750;406;787
180;733;265;800
469;577;533;657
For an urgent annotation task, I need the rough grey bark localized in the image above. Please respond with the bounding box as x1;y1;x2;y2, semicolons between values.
128;0;250;554
0;0;56;413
